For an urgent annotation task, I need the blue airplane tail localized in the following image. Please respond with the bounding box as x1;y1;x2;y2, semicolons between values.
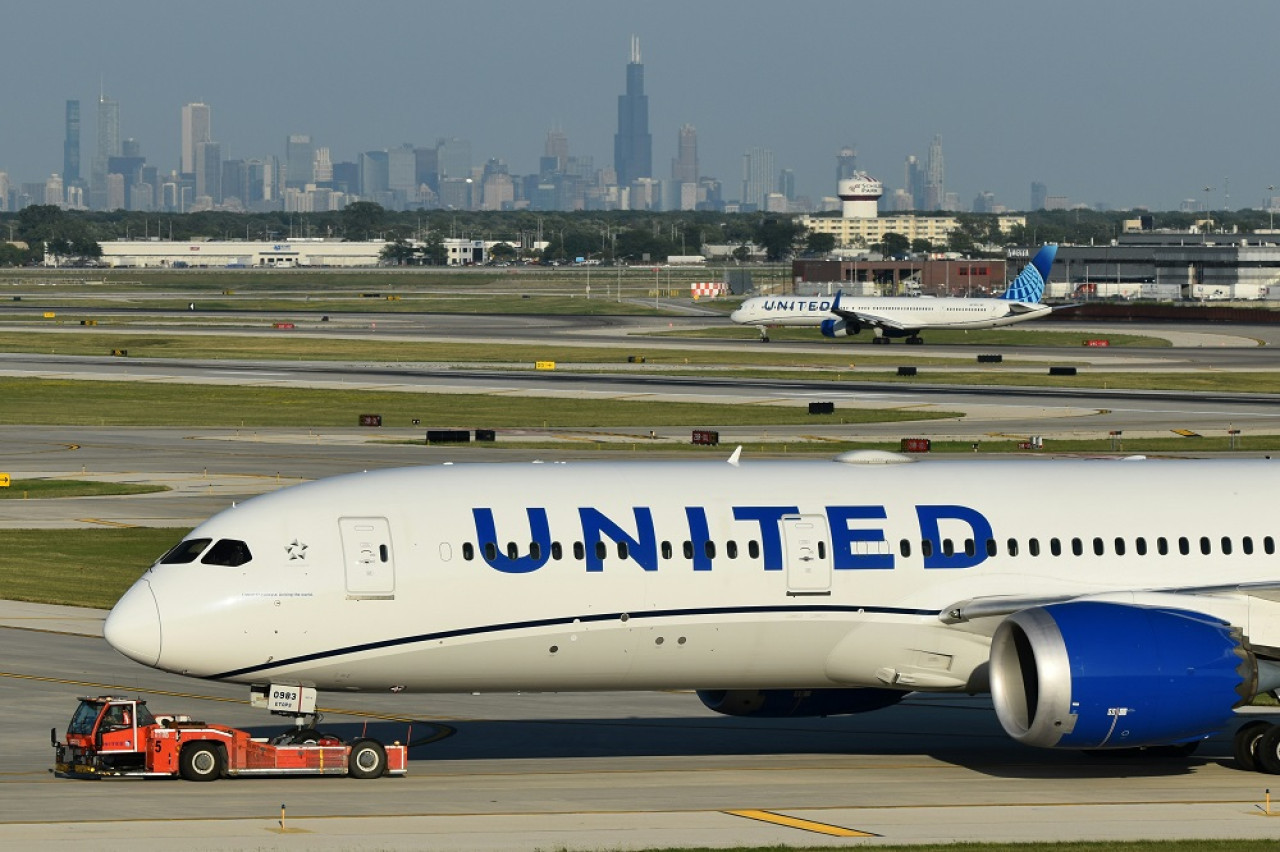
999;245;1056;303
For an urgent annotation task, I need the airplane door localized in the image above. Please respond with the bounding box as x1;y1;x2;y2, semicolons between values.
782;514;831;596
340;517;395;598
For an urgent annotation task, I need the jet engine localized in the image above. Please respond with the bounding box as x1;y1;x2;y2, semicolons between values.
697;688;905;718
820;318;859;338
989;601;1255;749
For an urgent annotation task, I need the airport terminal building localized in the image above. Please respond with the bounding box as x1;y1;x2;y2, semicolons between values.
1048;232;1280;301
77;238;488;268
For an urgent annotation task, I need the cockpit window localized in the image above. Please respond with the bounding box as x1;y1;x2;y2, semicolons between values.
159;538;212;564
201;539;253;567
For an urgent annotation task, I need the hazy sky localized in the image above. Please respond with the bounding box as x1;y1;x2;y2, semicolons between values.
6;0;1279;211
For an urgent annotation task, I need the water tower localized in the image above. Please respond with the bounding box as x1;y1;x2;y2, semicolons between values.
838;171;883;218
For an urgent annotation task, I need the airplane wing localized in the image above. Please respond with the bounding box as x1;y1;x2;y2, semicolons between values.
830;305;913;333
940;579;1280;625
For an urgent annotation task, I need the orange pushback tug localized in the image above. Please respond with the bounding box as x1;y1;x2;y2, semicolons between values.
53;696;407;781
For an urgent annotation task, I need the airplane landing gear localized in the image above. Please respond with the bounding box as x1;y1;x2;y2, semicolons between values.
906;336;925;345
872;337;891;345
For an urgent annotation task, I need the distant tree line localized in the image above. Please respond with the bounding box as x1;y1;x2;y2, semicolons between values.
1;204;1275;268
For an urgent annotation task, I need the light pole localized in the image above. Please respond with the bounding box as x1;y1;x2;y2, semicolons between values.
1269;186;1276;231
1203;186;1213;231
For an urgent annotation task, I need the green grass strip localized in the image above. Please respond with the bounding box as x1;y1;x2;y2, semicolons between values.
0;378;956;428
0;479;168;499
0;528;180;608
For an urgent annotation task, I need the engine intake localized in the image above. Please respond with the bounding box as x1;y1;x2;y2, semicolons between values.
820;318;858;338
989;601;1255;749
697;688;905;718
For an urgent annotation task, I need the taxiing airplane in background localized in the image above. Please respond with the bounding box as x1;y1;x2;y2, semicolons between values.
105;451;1280;771
730;244;1058;343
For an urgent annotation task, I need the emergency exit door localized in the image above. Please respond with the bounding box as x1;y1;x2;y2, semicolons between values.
340;517;395;598
782;514;831;596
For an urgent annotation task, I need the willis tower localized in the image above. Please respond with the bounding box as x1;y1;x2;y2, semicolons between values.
614;36;652;187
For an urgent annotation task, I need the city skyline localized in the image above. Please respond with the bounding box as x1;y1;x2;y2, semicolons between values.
4;0;1280;212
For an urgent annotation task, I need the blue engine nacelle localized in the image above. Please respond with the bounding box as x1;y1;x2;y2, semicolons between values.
989;601;1256;749
697;688;905;718
820;318;858;338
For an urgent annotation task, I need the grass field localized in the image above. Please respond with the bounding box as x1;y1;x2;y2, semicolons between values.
0;479;168;499
0;377;959;428
0;528;179;608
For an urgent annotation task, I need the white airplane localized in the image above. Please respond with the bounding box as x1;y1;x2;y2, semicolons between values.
730;245;1057;344
105;452;1280;769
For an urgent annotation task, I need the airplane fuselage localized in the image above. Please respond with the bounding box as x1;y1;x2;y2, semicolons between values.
730;295;1051;333
106;457;1280;698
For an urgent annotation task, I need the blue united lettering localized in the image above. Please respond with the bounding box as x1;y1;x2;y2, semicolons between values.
470;503;993;573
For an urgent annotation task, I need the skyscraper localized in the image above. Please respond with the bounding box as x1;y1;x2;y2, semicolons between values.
181;103;211;177
91;88;121;209
925;134;944;211
285;134;314;189
836;146;857;181
63;100;80;186
1030;181;1047;211
741;146;775;211
904;154;924;210
672;124;698;184
613;35;652;187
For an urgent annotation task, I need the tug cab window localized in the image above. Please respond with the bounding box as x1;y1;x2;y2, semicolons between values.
160;538;211;564
201;539;252;567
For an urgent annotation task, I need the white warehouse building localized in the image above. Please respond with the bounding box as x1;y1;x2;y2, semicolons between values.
80;238;488;268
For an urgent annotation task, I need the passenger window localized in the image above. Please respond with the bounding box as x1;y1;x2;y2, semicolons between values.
1157;537;1169;555
1243;537;1254;555
817;541;825;559
1221;537;1232;556
748;541;760;559
462;542;474;561
1093;537;1104;556
942;539;954;557
160;538;211;564
1029;538;1040;557
484;542;497;561
551;542;563;560
201;539;252;567
921;539;934;558
682;541;693;559
985;539;996;557
704;541;716;559
1071;538;1083;557
594;542;607;560
1267;537;1276;555
573;542;584;560
1050;538;1062;557
726;541;738;559
1198;536;1210;555
661;541;673;560
1114;537;1126;556
964;539;976;558
530;542;542;560
506;542;518;560
1178;537;1190;556
900;539;912;558
1006;538;1018;557
1135;537;1147;556
617;541;629;559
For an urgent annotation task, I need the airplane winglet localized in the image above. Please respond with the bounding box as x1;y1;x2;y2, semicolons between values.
728;446;743;466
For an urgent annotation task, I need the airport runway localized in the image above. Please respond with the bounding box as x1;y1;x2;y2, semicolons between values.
3;609;1280;850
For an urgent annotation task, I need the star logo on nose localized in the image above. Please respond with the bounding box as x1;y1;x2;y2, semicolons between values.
286;540;309;560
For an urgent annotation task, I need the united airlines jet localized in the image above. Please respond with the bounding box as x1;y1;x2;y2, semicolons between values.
730;245;1057;343
105;452;1280;771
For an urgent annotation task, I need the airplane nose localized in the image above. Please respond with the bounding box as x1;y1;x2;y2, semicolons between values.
104;580;162;667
